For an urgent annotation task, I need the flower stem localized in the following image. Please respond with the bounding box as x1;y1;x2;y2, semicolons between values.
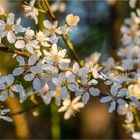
44;0;56;21
62;34;84;66
51;103;60;139
44;0;83;67
133;107;140;128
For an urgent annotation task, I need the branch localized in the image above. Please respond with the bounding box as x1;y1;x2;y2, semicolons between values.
44;0;56;21
62;34;84;66
0;44;30;58
11;102;44;116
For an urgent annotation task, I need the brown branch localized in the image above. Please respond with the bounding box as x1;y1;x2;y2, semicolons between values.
44;0;56;21
11;102;44;116
0;44;30;58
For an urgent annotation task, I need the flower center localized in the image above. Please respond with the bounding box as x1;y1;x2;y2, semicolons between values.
5;24;13;31
24;64;30;71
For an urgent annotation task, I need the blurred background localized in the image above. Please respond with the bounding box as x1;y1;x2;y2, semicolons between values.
0;0;134;139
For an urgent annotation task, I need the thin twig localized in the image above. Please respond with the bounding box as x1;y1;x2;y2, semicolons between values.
0;44;30;58
63;34;84;66
45;0;56;20
11;102;44;116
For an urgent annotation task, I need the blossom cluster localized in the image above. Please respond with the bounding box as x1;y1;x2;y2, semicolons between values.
0;0;140;139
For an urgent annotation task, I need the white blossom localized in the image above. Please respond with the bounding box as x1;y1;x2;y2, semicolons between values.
0;13;23;43
23;0;39;24
58;96;84;120
15;29;39;54
43;44;70;70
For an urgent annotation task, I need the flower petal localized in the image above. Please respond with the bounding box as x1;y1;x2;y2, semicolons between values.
82;92;89;104
89;87;100;96
33;77;42;91
7;13;15;24
28;54;38;66
117;98;126;105
0;116;13;122
12;67;24;76
16;56;25;66
100;96;112;103
7;31;16;43
15;40;25;49
108;101;116;113
24;73;35;81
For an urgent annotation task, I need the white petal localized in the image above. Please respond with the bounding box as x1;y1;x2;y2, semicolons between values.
72;63;79;74
66;71;75;83
88;79;98;85
89;87;100;96
59;59;70;69
19;91;26;103
12;84;24;93
72;96;81;104
12;67;24;76
26;44;34;54
7;13;15;24
28;54;38;66
64;109;73;120
14;25;23;32
0;76;7;84
7;31;16;43
0;92;8;101
130;96;140;106
43;20;52;29
1;109;10;114
0;84;5;90
16;18;21;25
0;116;13;122
68;84;78;91
52;77;60;86
42;93;52;105
61;87;68;99
52;44;58;54
117;88;128;97
108;101;116;113
75;90;83;96
24;74;35;81
82;92;89;104
79;67;89;76
58;106;67;112
117;98;126;105
15;40;25;49
7;74;14;85
58;49;66;58
0;20;5;30
30;66;42;74
132;132;140;140
73;102;84;110
16;56;25;66
33;77;42;91
100;96;112;103
111;83;121;96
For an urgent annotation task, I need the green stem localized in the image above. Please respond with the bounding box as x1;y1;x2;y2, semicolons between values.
133;108;140;128
63;34;84;66
51;103;60;139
